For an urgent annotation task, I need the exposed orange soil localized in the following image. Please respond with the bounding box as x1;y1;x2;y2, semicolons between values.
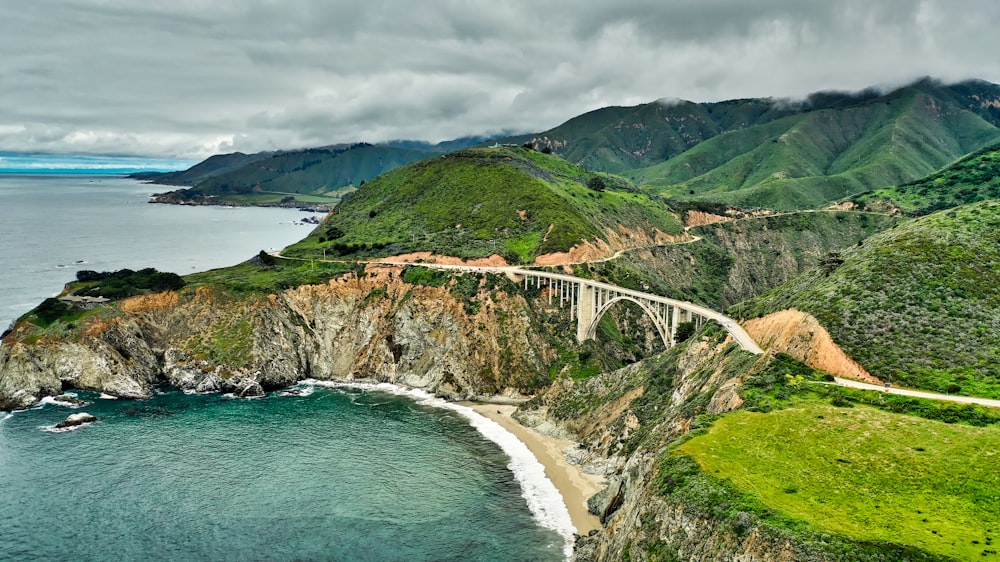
744;308;881;384
377;251;510;267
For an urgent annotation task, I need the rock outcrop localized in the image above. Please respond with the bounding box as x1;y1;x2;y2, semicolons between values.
55;412;96;429
0;270;551;410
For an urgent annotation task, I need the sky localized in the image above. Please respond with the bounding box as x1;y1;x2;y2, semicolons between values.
2;0;999;163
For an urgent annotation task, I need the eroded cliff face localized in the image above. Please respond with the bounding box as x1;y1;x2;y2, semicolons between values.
515;335;785;562
0;271;552;410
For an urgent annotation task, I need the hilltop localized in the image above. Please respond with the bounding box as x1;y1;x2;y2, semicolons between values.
281;146;684;264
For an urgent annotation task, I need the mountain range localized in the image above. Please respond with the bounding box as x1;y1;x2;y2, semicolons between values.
144;78;1000;213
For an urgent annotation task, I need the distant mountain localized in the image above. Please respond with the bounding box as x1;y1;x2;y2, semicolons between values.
146;144;435;207
851;139;1000;215
133;151;275;186
281;146;683;264
142;78;1000;212
503;78;1000;210
382;135;504;153
629;81;1000;209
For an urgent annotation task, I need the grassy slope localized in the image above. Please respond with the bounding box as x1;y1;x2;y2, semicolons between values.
678;404;1000;561
853;140;1000;215
629;88;1000;210
283;147;683;264
743;200;1000;397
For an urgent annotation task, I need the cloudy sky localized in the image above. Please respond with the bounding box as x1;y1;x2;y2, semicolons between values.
2;0;999;161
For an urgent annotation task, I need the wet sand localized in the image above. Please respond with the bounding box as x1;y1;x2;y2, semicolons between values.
468;403;604;535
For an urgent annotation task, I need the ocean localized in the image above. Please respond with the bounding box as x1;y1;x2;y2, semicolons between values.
0;174;323;332
0;175;570;561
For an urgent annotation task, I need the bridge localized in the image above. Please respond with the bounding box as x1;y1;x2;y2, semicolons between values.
510;269;762;353
375;261;763;354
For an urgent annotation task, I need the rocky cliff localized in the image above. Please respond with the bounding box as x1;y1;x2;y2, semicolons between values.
0;269;553;410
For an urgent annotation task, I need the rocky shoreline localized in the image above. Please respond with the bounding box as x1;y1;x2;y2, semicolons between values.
148;188;334;212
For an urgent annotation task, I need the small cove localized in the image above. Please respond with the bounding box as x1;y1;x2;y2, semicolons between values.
0;385;565;561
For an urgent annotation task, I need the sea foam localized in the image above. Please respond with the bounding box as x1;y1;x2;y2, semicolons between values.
306;380;575;559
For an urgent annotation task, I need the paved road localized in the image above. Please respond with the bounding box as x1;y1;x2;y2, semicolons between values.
834;377;1000;408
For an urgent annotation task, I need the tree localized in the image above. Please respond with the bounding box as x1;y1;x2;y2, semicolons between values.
674;321;696;343
35;298;70;324
587;176;606;192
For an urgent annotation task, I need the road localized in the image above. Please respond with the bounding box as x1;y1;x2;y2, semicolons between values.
834;377;1000;408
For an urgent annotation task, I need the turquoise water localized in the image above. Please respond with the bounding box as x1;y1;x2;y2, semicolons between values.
0;385;566;561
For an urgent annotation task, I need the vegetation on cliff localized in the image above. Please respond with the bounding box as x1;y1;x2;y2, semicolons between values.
677;404;1000;561
575;210;898;310
742;200;1000;398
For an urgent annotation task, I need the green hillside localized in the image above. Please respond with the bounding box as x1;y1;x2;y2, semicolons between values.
584;211;899;310
629;85;1000;210
152;144;434;207
501;98;799;173
742;200;1000;398
853;140;1000;215
282;147;683;264
502;80;1000;188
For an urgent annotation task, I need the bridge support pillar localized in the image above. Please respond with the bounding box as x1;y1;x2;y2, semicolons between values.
670;305;680;345
576;282;594;342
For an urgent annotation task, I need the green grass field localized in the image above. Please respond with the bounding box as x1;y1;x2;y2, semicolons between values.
677;404;1000;560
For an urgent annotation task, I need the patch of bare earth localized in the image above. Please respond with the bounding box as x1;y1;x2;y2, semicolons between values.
534;225;690;266
744;308;881;384
377;252;510;267
685;210;730;228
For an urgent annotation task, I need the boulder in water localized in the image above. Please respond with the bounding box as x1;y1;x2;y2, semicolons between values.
55;412;96;429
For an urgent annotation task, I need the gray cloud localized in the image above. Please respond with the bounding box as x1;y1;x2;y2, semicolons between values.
1;0;998;159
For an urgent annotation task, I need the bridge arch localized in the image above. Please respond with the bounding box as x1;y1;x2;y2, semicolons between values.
584;295;672;348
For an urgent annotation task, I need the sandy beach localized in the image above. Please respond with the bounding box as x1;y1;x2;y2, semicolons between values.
468;403;604;535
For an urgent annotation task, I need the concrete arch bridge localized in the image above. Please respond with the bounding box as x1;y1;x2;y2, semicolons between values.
509;269;762;353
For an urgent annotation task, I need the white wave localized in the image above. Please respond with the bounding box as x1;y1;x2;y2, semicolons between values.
275;383;315;397
1;413;13;424
38;395;86;408
307;379;575;559
98;393;118;400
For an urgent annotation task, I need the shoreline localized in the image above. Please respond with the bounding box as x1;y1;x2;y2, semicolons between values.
467;403;604;536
